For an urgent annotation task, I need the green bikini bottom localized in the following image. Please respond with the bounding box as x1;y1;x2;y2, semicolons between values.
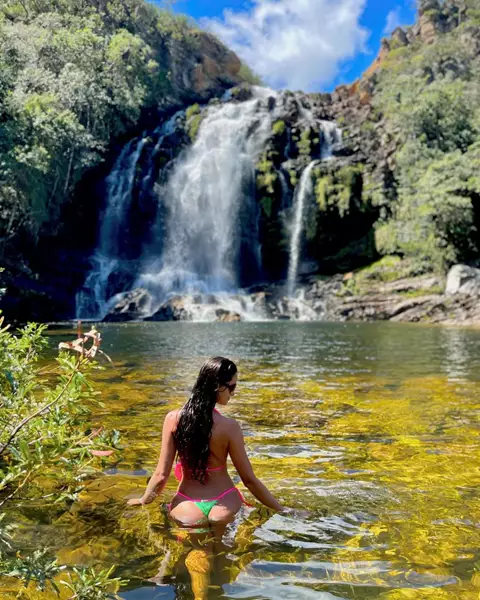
174;487;241;518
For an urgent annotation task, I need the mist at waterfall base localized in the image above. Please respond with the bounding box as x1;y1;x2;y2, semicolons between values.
76;88;342;322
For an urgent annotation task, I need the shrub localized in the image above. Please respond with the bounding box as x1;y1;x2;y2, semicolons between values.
0;317;121;597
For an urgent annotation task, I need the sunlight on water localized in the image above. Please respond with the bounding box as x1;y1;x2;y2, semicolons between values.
2;322;479;599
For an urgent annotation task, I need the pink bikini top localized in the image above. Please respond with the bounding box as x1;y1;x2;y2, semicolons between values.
174;407;225;481
174;462;226;481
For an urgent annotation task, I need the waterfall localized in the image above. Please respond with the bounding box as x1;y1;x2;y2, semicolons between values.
76;87;343;321
286;161;317;298
75;111;185;320
278;170;291;210
320;121;342;159
136;90;276;304
76;135;149;319
286;121;342;297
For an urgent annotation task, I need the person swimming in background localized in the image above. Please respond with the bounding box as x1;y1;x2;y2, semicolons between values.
127;356;283;539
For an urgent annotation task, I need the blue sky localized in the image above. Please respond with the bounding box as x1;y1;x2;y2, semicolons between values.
153;0;417;92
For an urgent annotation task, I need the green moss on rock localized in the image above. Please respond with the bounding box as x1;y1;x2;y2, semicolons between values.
314;165;365;217
297;129;313;157
185;103;201;120
272;120;286;136
186;105;204;141
256;152;277;195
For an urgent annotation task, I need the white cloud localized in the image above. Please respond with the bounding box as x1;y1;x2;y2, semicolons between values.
384;7;402;35
202;0;369;92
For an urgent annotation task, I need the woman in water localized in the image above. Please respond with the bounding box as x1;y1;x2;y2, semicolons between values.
128;356;283;536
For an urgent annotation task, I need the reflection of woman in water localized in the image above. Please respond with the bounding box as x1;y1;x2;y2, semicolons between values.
128;356;283;538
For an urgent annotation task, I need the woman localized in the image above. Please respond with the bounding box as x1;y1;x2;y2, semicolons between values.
127;356;283;536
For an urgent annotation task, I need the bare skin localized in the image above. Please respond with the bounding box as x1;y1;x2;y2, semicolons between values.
128;373;283;537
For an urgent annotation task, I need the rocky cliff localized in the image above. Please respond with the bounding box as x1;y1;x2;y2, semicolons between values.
2;0;480;325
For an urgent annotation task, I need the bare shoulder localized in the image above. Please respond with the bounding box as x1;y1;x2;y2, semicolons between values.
164;409;180;430
219;415;242;436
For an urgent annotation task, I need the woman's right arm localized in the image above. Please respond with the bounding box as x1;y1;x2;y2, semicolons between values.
228;420;283;511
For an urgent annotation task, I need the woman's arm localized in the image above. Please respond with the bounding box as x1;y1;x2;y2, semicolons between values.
228;420;283;511
127;411;177;505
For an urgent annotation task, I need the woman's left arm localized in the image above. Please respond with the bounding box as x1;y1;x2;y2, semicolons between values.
127;410;177;505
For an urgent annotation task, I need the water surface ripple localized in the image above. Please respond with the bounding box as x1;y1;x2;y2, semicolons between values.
40;322;480;599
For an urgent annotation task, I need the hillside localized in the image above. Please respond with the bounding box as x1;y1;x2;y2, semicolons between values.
342;0;480;272
1;0;480;323
0;0;257;318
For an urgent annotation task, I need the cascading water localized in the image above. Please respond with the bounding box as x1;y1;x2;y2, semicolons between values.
76;112;185;320
320;121;342;159
136;90;277;307
76;87;343;322
76;135;149;319
286;121;342;297
286;161;317;298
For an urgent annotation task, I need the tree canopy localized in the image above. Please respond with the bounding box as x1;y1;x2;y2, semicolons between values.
372;1;480;270
0;0;243;256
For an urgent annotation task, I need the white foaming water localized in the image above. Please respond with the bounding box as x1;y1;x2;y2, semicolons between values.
162;292;268;322
286;121;342;298
76;135;149;319
286;161;317;298
136;89;277;307
320;121;342;159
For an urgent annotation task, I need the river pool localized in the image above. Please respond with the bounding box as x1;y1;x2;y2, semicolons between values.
11;322;480;599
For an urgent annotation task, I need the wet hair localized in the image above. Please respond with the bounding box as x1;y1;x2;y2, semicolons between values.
173;356;237;484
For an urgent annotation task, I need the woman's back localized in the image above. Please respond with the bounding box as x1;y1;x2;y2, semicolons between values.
172;408;238;498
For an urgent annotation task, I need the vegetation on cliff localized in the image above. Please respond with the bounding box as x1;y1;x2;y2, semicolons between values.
0;0;246;263
370;0;480;271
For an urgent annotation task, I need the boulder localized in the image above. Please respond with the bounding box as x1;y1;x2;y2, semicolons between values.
103;288;152;322
215;309;241;322
145;296;189;321
445;265;480;296
391;27;409;47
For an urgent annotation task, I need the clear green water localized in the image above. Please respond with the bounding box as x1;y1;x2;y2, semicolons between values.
6;322;480;599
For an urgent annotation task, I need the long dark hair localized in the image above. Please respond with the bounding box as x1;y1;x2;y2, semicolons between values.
173;357;237;484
